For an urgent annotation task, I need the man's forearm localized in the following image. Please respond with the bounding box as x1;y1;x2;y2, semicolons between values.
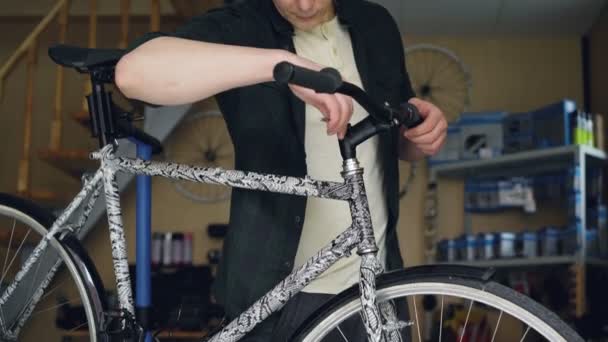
115;36;292;106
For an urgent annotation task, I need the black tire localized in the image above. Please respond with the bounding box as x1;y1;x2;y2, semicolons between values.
0;193;106;341
292;265;583;341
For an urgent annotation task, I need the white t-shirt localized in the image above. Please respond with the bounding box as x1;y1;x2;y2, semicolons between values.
292;16;388;294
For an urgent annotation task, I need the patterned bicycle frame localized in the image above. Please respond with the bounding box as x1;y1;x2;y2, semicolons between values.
0;143;401;342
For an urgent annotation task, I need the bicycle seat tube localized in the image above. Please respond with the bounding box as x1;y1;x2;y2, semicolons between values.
341;157;378;255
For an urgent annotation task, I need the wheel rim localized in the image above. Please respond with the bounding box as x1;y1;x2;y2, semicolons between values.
164;110;235;203
0;204;98;341
301;281;572;342
404;44;471;123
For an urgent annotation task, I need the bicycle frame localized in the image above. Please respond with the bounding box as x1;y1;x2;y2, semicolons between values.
1;143;391;342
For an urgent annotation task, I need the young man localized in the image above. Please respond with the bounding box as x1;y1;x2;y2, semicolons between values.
116;0;447;340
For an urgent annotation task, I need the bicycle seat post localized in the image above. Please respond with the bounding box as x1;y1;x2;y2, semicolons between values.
86;68;119;150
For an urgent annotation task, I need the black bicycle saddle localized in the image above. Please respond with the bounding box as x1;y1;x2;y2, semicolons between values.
48;44;126;72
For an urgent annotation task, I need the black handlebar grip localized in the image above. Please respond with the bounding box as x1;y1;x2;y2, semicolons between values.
397;103;424;128
273;61;343;93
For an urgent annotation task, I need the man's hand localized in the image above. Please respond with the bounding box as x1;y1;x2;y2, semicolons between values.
289;84;353;139
401;98;447;159
285;54;353;139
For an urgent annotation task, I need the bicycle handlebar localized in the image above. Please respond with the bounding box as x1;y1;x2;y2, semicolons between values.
272;61;423;129
273;62;344;94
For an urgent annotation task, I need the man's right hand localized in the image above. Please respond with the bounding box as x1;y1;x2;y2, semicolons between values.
284;54;354;140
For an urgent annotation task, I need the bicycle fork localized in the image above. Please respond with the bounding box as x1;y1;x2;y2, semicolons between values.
342;158;408;342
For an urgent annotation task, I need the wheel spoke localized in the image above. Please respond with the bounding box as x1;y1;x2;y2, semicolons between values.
67;320;90;333
1;219;17;278
211;118;226;150
438;295;444;342
412;296;422;342
40;279;66;300
519;326;531;342
0;203;101;340
458;299;474;342
199;117;215;149
0;229;32;284
31;296;82;317
165;111;233;203
216;143;234;159
337;325;349;342
0;215;12;329
491;310;503;342
423;50;435;83
15;249;59;329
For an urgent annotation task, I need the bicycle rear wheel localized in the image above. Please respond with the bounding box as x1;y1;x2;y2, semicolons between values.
292;265;583;342
0;193;104;341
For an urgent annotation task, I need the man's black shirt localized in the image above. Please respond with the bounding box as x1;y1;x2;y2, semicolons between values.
128;0;415;319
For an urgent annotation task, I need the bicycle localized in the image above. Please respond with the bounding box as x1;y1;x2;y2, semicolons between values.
0;44;584;342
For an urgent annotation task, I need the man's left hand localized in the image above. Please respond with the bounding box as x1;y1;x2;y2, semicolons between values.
402;98;447;156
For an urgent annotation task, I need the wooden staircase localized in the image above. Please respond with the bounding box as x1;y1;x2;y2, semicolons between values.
38;149;99;178
72;109;91;127
0;0;164;209
1;0;224;209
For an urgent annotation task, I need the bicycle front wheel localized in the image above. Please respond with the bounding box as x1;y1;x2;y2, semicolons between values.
0;193;104;342
293;265;583;342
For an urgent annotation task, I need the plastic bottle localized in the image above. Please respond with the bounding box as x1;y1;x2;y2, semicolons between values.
151;232;163;267
163;232;173;267
172;233;184;267
183;232;193;266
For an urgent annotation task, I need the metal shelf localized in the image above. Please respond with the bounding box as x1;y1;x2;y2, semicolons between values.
428;145;607;317
438;256;608;268
430;145;606;179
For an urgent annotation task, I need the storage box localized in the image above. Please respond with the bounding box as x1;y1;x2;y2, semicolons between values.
503;112;535;154
504;112;534;136
503;136;535;154
459;112;507;159
529;99;577;148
